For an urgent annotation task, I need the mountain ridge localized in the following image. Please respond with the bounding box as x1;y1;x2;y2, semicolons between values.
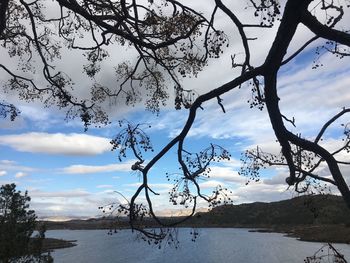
191;194;350;227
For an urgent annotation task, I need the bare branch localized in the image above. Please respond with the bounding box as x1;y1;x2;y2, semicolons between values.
315;108;350;144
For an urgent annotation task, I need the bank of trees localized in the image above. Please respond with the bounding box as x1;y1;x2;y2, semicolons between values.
1;0;350;243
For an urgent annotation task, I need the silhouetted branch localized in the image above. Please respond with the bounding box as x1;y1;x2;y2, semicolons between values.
315;108;350;144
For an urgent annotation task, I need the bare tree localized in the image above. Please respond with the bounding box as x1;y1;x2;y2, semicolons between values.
1;0;350;243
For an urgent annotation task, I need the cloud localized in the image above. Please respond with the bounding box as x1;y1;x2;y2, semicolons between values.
0;160;16;165
15;172;28;178
216;158;241;168
0;171;7;176
208;166;246;184
263;172;288;185
230;182;294;204
0;132;111;155
199;180;225;189
31;199;99;219
19;105;51;122
0;160;37;174
61;162;133;174
124;182;173;190
30;189;91;198
29;188;121;219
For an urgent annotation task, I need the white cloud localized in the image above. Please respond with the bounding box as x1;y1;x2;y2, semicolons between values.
0;160;16;165
29;188;121;219
230;181;293;204
19;105;50;122
263;173;288;185
30;189;90;198
216;158;241;168
0;160;36;173
199;180;225;189
15;172;28;178
0;132;111;155
61;161;134;174
208;166;245;184
124;182;173;190
148;183;173;189
0;171;7;176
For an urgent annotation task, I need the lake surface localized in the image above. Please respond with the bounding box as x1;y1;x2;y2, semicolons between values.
46;228;350;263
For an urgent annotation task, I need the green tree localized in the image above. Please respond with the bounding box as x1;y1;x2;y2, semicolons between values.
0;184;52;263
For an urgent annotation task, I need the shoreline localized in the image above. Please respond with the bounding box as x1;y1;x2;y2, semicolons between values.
45;224;350;249
40;238;77;252
249;225;350;244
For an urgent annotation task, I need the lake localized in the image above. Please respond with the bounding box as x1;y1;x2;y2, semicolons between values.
46;228;350;263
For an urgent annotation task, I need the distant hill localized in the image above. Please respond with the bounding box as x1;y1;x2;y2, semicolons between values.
44;217;127;230
42;194;350;243
43;194;350;230
190;194;350;227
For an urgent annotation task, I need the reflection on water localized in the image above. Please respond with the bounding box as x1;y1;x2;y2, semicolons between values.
47;228;350;263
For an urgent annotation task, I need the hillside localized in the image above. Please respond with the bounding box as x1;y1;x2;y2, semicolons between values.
191;194;350;227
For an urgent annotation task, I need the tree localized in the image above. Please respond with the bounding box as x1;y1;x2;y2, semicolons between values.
1;0;350;243
0;184;51;263
0;183;36;262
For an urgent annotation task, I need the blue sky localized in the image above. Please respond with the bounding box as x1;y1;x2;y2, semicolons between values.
0;0;350;220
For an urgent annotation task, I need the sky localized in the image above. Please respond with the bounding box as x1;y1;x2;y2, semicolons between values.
0;0;350;220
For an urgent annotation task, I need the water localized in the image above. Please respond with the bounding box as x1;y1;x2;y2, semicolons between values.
46;228;350;263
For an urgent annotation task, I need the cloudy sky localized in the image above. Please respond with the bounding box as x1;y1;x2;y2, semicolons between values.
0;0;350;220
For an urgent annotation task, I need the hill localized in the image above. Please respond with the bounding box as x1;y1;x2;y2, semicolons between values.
43;194;350;243
191;194;350;227
187;194;350;243
44;194;350;229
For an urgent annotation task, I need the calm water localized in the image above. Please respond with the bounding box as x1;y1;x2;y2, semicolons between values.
46;228;350;263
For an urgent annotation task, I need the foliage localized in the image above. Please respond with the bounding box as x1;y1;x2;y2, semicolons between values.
0;101;20;121
0;184;52;263
1;0;350;246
